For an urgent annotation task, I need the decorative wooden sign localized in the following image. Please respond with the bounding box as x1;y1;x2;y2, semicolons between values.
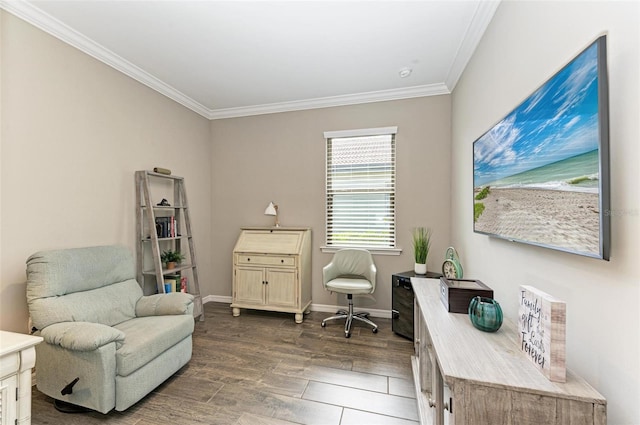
518;285;566;382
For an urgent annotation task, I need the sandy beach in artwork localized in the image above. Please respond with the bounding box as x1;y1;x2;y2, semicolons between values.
474;188;600;254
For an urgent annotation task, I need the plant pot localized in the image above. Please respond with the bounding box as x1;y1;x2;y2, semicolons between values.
414;263;427;275
166;261;176;270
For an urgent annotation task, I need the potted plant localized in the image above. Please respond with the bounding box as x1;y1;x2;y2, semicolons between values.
161;250;185;270
412;227;432;275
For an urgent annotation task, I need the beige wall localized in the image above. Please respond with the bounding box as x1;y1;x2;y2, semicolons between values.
0;12;213;332
210;96;452;311
451;2;639;423
4;3;637;422
1;8;452;329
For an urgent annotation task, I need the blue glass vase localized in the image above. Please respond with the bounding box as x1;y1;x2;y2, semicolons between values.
468;296;503;332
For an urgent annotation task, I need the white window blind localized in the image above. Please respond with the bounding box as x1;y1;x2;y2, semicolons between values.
325;128;396;249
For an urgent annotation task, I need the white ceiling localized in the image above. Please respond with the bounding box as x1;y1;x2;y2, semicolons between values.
2;0;500;119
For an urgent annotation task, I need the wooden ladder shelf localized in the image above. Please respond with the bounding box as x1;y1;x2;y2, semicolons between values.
135;170;204;321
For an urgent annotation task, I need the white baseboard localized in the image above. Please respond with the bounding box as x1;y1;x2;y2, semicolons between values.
201;295;392;319
203;294;231;304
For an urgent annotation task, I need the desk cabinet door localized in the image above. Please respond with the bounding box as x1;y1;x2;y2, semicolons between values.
266;269;297;308
235;267;265;304
0;374;18;425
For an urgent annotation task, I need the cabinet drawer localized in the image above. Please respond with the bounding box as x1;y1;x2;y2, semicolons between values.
236;254;296;267
0;352;19;378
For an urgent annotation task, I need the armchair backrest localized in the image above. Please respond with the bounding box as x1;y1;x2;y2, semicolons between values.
322;248;376;291
26;245;143;330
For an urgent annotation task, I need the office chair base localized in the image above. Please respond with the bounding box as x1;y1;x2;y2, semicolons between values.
321;295;378;338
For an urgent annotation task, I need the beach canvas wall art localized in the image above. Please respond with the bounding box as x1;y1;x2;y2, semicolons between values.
473;36;610;260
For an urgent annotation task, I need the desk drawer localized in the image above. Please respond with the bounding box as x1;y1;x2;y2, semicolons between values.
236;254;295;267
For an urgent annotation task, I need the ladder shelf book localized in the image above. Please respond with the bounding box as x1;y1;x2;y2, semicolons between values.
135;170;204;321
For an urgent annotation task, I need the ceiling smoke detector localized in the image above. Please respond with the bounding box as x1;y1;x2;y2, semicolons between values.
399;67;412;78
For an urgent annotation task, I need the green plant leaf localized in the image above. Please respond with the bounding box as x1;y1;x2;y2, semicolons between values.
412;227;431;264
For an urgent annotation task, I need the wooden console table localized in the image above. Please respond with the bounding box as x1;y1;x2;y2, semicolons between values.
0;331;43;425
411;278;606;425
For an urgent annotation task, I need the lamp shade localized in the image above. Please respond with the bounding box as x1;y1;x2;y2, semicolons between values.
264;202;277;216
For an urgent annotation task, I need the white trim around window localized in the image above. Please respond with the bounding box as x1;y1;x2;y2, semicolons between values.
323;126;398;139
324;126;399;253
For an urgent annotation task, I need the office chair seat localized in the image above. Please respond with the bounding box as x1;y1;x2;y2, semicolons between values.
325;278;372;294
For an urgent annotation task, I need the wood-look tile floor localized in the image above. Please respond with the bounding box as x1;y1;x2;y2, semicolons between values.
31;302;418;425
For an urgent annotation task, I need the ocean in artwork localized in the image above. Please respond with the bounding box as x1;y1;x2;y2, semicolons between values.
478;149;599;193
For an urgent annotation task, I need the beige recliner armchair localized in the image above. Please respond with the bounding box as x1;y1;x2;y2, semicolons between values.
26;245;195;414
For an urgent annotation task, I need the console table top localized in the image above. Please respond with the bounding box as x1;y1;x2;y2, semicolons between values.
0;330;42;357
411;278;605;405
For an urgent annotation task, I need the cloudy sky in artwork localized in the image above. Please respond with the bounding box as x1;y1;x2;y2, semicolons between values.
473;40;601;187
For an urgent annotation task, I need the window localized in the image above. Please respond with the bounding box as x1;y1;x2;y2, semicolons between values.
324;127;397;251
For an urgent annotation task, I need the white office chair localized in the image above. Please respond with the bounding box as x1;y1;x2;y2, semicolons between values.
321;248;378;338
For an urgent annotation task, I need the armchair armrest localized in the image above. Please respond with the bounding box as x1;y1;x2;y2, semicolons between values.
322;261;341;286
41;322;125;351
135;293;194;317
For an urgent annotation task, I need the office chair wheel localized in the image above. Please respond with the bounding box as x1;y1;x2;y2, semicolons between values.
345;332;351;338
372;328;378;333
321;321;326;327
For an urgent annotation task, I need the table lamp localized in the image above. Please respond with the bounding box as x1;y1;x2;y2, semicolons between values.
264;202;279;227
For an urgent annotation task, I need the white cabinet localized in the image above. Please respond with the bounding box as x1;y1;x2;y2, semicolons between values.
0;375;18;425
0;331;42;425
232;227;311;323
411;278;606;425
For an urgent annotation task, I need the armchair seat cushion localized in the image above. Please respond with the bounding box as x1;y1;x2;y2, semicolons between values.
325;277;373;295
114;315;194;377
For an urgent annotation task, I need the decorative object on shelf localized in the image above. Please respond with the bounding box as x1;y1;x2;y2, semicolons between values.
468;296;503;332
165;275;180;293
442;246;463;278
153;167;172;175
161;250;185;270
155;215;178;238
157;198;171;206
439;276;493;313
412;227;431;275
518;285;566;382
264;201;280;227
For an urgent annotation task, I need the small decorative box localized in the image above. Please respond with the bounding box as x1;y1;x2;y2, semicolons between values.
439;277;493;313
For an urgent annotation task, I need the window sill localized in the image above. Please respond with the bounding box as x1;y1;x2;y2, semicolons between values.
320;246;402;256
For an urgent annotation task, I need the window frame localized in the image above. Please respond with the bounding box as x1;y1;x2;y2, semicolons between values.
321;126;401;256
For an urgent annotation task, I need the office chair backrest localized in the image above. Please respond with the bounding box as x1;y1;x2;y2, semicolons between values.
323;248;376;290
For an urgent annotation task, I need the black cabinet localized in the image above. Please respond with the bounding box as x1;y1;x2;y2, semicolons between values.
392;271;442;340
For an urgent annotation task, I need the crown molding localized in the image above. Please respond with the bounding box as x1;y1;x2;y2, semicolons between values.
208;83;450;120
0;0;211;118
445;0;501;91
2;0;469;121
